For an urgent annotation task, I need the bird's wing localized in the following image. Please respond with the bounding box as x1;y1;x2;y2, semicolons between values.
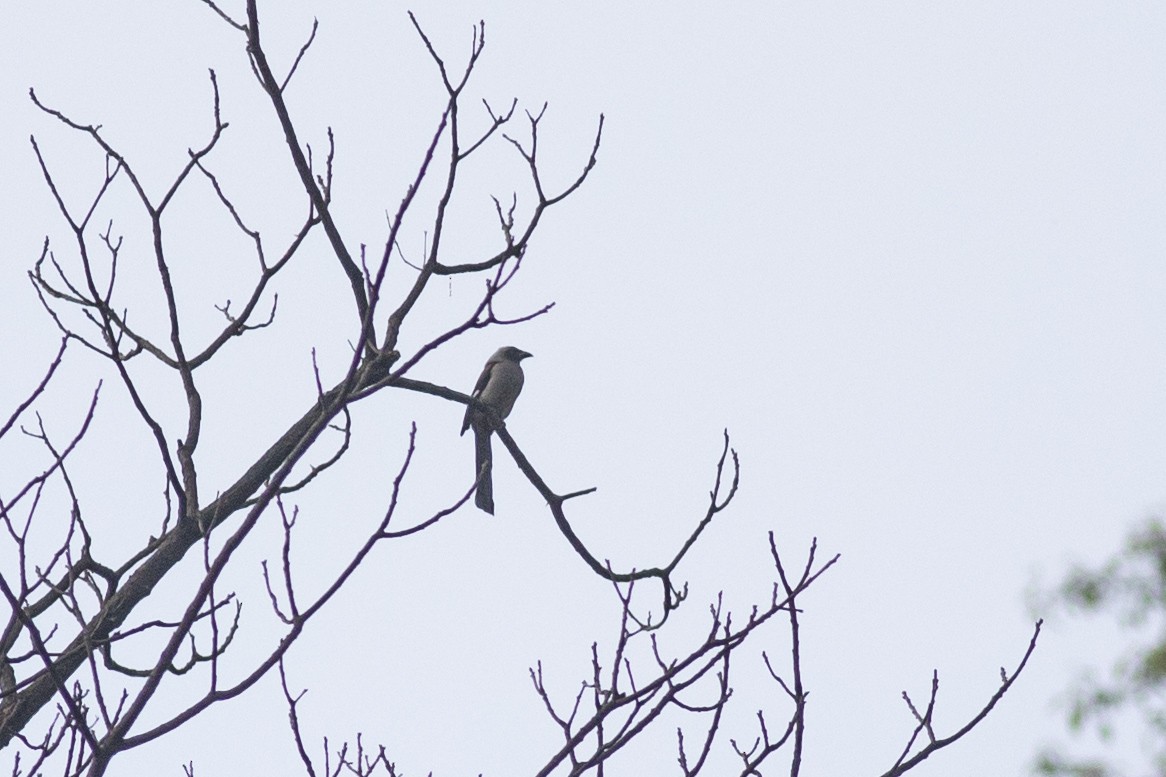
461;358;498;434
471;359;497;396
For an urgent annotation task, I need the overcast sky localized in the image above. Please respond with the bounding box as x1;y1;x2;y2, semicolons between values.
2;2;1165;775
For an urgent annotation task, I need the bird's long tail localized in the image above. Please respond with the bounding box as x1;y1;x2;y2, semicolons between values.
474;428;494;514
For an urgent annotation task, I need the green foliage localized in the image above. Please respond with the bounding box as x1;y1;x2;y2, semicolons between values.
1033;750;1109;777
1036;518;1166;776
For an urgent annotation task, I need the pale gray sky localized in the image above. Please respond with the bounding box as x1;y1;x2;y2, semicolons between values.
2;2;1164;775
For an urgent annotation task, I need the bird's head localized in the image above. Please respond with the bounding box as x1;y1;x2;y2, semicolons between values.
496;346;532;362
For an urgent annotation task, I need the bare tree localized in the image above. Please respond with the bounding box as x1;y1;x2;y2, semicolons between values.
0;3;1040;775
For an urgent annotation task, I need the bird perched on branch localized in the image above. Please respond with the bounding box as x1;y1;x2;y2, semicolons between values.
461;346;532;514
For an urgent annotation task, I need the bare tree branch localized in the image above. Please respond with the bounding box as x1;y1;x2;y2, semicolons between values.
878;620;1043;777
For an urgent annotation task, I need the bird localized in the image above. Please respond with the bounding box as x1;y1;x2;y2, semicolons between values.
461;346;532;514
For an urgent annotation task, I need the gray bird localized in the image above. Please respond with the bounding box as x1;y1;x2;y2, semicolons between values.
461;346;532;514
